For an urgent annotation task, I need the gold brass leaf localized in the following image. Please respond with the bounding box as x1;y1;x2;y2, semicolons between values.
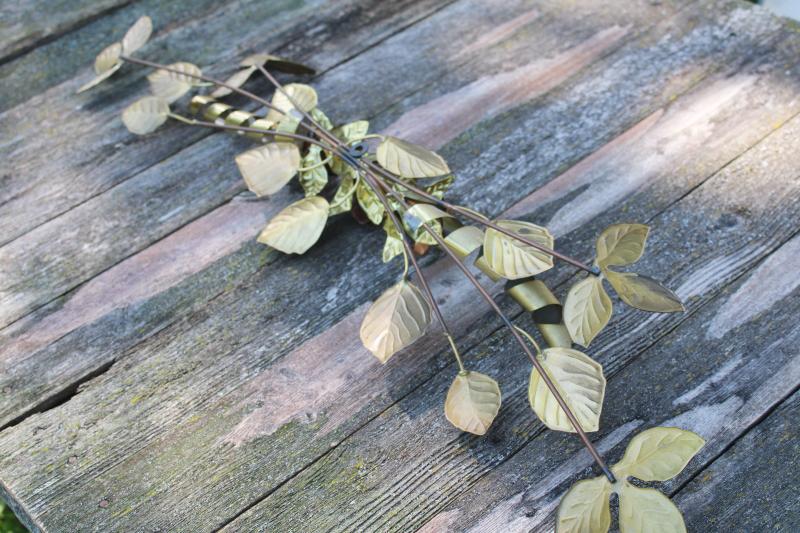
376;136;450;178
612;427;705;482
443;226;484;258
425;174;455;200
211;66;257;98
77;43;122;93
382;217;404;263
404;203;451;228
329;169;358;215
298;145;328;197
147;62;203;103
257;196;329;254
359;281;432;363
528;347;605;433
239;53;316;75
356;181;385;225
406;218;442;246
121;96;169;135
596;224;649;268
482;220;554;280
444;371;502;435
310;108;333;130
605;271;684;313
333;120;369;143
121;15;152;54
618;483;686;533
557;476;611;533
234;142;301;197
265;83;318;124
564;276;613;347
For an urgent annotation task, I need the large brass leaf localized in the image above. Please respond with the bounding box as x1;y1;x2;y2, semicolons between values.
618;484;686;533
257;196;329;254
376;136;450;178
596;224;649;268
121;15;152;54
121;96;169;135
557;476;611;533
444;371;502;435
564;276;612;347
359;281;432;363
265;83;318;123
147;62;203;103
605;271;684;313
298;145;328;197
612;427;704;481
482;220;554;280
356;180;385;225
235;142;301;197
528;347;605;432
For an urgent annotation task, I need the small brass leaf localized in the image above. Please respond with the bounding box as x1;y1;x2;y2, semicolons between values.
235;142;301;197
239;53;316;75
564;276;612;347
328;169;358;215
376;136;450;178
333;120;369;143
356;180;385;225
121;96;169;135
528;347;605;433
482;220;554;280
77;43;122;93
612;427;704;482
596;224;649;268
557;476;611;533
298;145;328;197
310;108;333;130
257;196;329;254
618;483;686;533
443;226;484;258
147;62;203;103
444;371;502;435
605;271;684;313
265;83;318;124
121;15;152;54
211;66;257;98
382;217;404;263
359;281;432;363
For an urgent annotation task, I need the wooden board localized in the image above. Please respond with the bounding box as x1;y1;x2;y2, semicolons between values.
1;0;799;531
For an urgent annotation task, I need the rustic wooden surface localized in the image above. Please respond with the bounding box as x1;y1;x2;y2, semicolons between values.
1;0;799;531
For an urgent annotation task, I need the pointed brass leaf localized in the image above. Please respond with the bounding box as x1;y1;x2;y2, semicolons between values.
382;217;404;263
239;53;315;75
147;62;203;103
482;220;554;280
121;96;169;135
618;484;686;533
564;276;612;347
298;145;328;197
605;271;684;313
121;15;152;54
612;427;704;482
356;180;385;225
265;83;318;124
235;142;301;197
444;371;502;435
329;169;358;215
211;66;257;98
557;476;611;533
257;196;329;254
528;347;605;433
596;224;649;268
376;136;450;178
359;281;432;363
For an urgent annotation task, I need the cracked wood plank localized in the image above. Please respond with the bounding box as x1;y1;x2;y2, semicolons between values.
0;0;688;427
228;106;800;532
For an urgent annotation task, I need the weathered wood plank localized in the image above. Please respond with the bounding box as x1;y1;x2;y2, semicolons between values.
0;0;447;247
0;0;686;426
226;110;800;532
0;0;129;63
2;5;798;529
676;390;800;532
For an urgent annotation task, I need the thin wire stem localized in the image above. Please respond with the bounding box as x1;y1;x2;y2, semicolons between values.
366;169;616;482
359;158;599;275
